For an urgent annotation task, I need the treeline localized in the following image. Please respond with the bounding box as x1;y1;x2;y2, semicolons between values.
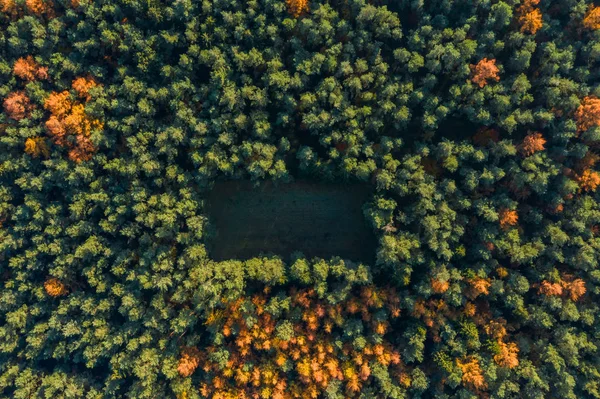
1;0;600;398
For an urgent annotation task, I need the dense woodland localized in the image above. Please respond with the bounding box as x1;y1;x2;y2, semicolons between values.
1;0;600;398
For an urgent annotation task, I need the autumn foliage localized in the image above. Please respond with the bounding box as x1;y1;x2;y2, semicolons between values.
13;56;48;81
177;347;202;378
188;286;406;398
498;208;518;230
470;58;500;88
577;169;600;192
519;132;546;156
539;275;587;301
43;77;103;162
456;357;487;391
71;76;98;100
44;277;67;297
24;137;50;158
3;91;31;120
517;0;543;34
286;0;308;18
25;0;54;17
583;6;600;30
465;277;491;300
575;96;600;132
0;0;16;14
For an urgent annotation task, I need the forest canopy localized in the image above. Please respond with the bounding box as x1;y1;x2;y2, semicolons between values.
1;0;600;398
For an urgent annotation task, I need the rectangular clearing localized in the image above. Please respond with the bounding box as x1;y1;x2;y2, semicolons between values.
206;180;376;263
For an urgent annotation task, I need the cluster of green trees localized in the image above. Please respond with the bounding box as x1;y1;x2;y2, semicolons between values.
1;0;600;397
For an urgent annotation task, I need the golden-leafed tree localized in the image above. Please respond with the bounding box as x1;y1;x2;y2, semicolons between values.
498;208;518;230
44;277;67;297
583;5;600;30
72;76;98;100
575;96;600;132
519;132;546;156
465;277;491;300
431;278;450;294
25;0;54;17
286;0;308;18
577;170;600;192
0;0;17;15
177;347;202;377
518;8;542;34
456;357;487;391
25;137;50;158
517;0;542;34
539;280;563;297
3;92;31;120
494;341;519;369
471;58;500;88
566;279;586;301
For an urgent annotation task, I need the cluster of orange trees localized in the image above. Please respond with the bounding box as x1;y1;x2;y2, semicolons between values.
178;287;404;398
3;53;104;162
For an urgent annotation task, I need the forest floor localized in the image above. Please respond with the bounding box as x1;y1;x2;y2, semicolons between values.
206;180;377;263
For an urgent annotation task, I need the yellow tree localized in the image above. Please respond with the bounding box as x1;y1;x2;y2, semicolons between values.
24;137;50;158
285;0;308;18
583;6;600;30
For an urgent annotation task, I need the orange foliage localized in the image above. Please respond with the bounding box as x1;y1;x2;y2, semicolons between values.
498;208;518;230
565;278;586;302
44;91;72;118
286;0;308;18
13;56;48;81
431;278;450;294
24;137;49;158
583;6;600;30
456;357;487;391
25;0;54;17
494;341;519;369
196;287;404;398
539;276;586;301
519;132;546;156
68;134;96;162
471;58;500;88
577;170;600;192
518;7;542;34
72;76;98;100
575;96;600;132
466;277;491;300
1;0;17;14
177;347;202;377
43;80;103;162
44;277;67;297
463;302;477;317
538;281;563;297
3;92;31;120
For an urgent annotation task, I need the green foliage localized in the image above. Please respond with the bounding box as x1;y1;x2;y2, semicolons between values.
1;0;600;398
